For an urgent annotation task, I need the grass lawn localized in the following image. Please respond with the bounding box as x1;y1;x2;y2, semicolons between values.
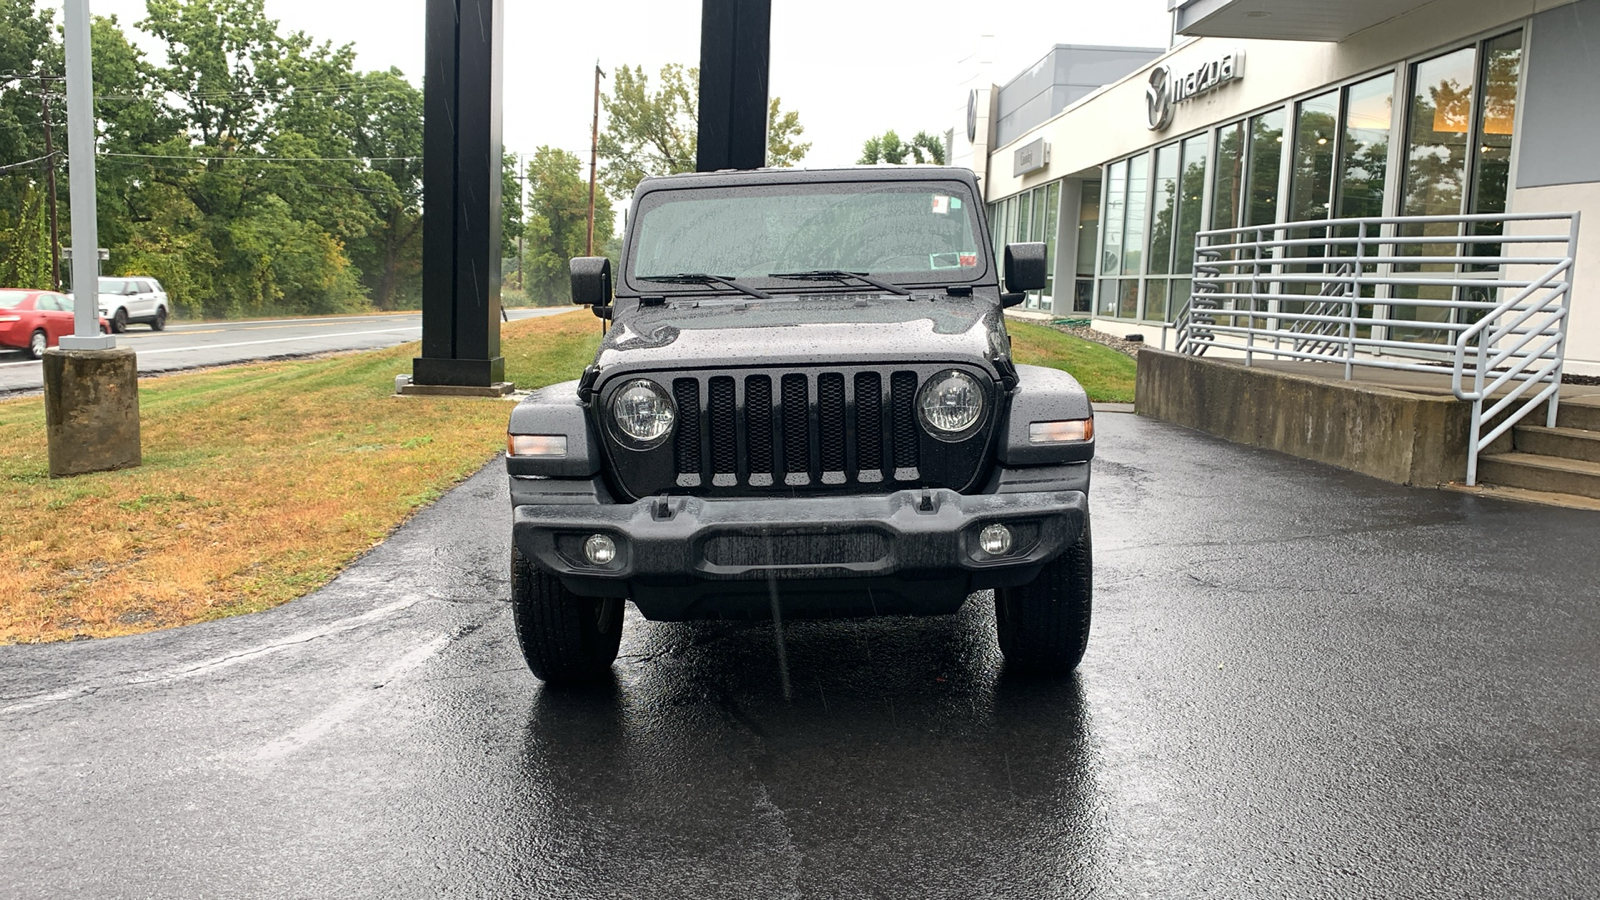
0;311;1131;644
1006;320;1139;403
0;311;603;644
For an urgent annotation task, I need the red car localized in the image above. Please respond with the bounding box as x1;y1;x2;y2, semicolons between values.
0;289;111;359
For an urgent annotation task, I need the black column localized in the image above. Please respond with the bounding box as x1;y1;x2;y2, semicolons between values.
416;0;505;387
696;0;771;172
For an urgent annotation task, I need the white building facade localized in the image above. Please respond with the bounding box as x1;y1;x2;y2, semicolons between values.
968;0;1600;375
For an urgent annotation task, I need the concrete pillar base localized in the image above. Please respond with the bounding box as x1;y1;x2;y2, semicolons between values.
43;347;141;477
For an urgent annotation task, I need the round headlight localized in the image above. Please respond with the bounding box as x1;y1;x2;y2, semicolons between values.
611;379;675;444
917;370;984;437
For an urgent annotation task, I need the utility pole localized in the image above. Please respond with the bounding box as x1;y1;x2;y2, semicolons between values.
515;152;525;291
41;86;61;292
587;62;604;257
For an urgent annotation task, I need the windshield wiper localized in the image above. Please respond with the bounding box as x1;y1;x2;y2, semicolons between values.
637;272;770;299
767;269;912;296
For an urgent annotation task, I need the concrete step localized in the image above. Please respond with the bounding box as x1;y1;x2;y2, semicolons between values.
1477;451;1600;499
1443;481;1600;512
1513;425;1600;463
1555;396;1600;432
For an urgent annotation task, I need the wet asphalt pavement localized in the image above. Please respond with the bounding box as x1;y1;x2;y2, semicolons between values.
3;410;1599;898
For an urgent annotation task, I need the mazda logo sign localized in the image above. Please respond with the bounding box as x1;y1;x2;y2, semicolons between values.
1146;65;1173;131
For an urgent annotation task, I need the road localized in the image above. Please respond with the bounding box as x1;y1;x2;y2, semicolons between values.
0;307;570;395
3;410;1598;898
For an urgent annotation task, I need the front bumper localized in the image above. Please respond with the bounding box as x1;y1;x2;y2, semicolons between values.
512;477;1087;621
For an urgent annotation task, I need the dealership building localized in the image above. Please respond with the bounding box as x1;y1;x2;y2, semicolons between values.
958;0;1600;376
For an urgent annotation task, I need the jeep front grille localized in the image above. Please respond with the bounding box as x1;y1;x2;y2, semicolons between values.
603;365;993;500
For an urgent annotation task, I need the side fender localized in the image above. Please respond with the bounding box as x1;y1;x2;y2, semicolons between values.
506;380;601;477
998;364;1096;466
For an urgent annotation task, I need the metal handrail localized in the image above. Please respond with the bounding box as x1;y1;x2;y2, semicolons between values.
1172;211;1582;486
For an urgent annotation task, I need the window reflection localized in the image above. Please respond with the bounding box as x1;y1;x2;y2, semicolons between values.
1213;122;1244;231
1149;144;1180;277
1122;153;1149;276
1175;134;1208;276
1338;74;1393;220
1246;109;1285;228
1396;46;1478;341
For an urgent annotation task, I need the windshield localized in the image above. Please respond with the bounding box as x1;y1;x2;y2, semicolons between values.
629;181;987;288
0;290;28;309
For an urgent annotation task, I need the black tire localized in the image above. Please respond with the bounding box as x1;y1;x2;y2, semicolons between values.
112;308;128;333
151;306;167;331
994;520;1092;674
28;329;47;360
511;545;623;684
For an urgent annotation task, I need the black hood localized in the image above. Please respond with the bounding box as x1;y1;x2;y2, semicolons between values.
593;293;1007;381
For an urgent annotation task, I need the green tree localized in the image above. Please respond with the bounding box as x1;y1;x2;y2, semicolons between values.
502;151;523;258
340;68;424;309
523;145;613;305
858;129;945;165
597;63;809;199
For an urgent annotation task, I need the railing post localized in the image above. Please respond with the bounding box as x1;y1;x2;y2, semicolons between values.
1246;228;1259;367
1548;211;1580;428
1346;222;1364;381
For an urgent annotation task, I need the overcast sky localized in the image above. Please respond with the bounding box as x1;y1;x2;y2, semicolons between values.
53;0;1171;169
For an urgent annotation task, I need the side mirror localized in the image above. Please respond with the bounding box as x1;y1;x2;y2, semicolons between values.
1004;242;1048;294
569;257;612;306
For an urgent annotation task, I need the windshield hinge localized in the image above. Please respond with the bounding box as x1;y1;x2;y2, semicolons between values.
640;295;666;307
944;285;973;297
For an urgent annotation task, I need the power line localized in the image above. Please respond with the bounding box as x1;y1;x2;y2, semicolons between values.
101;151;420;162
0;151;59;173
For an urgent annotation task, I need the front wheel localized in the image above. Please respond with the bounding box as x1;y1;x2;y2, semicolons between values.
111;308;128;333
151;306;168;331
28;329;47;360
511;545;623;684
994;520;1092;674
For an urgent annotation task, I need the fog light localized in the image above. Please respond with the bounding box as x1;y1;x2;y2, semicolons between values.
978;523;1013;556
583;534;617;566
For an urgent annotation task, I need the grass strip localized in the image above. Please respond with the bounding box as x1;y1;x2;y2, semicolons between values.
0;311;603;644
1007;320;1139;403
0;312;1132;644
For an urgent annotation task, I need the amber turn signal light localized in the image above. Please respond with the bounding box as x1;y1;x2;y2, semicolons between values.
507;434;568;457
1027;418;1094;444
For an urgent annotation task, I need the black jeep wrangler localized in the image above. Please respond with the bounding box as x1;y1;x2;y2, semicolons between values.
505;166;1095;684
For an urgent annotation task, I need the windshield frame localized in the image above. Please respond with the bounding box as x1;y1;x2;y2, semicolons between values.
621;176;994;296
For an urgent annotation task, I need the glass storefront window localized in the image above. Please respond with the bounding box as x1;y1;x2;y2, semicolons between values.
1290;90;1339;222
1213;121;1245;232
1402;46;1477;219
1039;181;1060;310
1149;144;1180;276
1467;30;1522;285
1145;279;1168;323
1175;134;1208;275
1122;153;1149;276
1246;109;1285;227
1077;182;1100;279
1102;161;1126;276
1337;73;1394;219
1395;46;1478;340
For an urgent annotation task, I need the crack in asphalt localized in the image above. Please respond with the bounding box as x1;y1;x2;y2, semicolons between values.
0;596;427;715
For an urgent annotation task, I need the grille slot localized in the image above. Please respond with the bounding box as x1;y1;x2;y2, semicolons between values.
818;373;846;474
854;372;882;474
890;371;920;472
781;374;810;482
673;378;701;476
746;375;774;481
708;376;737;475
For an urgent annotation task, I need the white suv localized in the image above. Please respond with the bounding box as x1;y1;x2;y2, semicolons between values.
97;277;170;333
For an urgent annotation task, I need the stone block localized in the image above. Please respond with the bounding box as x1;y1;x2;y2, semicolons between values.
43;347;141;477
